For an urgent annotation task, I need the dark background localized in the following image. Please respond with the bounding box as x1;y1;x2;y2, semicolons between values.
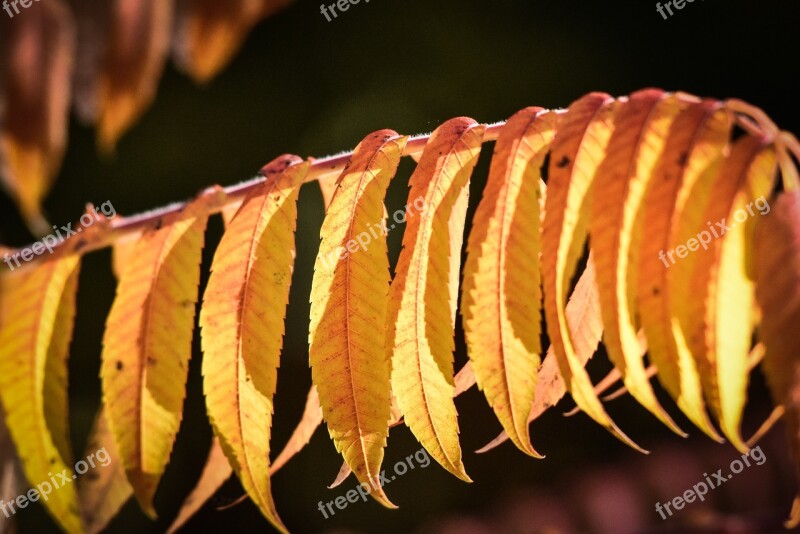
2;0;799;532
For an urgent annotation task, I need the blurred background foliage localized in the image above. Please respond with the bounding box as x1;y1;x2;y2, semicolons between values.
1;0;799;532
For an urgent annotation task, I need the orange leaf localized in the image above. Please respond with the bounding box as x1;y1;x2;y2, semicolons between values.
200;155;308;534
101;194;212;515
462;107;556;456
388;117;485;481
637;97;731;441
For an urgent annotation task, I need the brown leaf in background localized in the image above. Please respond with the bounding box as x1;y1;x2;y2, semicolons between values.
754;190;800;528
0;0;74;233
96;0;173;152
78;409;133;534
172;0;291;84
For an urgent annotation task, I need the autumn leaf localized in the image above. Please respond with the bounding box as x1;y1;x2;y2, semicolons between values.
589;89;685;435
78;409;133;534
309;129;407;506
636;98;731;441
0;0;74;232
101;194;212;515
686;136;776;451
167;437;232;534
541;92;644;451
755;191;800;527
0;255;82;533
387;117;486;481
478;256;602;454
200;155;308;533
172;0;291;83
462;107;556;456
96;0;172;151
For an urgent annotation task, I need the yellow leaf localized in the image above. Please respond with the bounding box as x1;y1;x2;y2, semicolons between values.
478;256;603;454
637;98;731;440
200;155;308;533
167;437;232;534
589;89;685;435
541;93;644;451
0;255;82;533
101;195;212;515
78;409;133;534
687;137;776;451
387;117;486;482
0;0;74;232
96;0;172;151
309;129;407;507
462;107;556;456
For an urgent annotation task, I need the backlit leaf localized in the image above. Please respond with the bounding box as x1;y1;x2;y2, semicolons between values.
310;130;407;507
637;98;731;440
462;107;556;456
200;155;308;533
589;89;685;435
0;254;82;533
387;117;485;481
687;136;776;451
101;194;212;514
541;93;643;451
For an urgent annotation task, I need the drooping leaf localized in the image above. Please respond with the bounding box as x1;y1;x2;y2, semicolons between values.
167;437;232;534
541;92;643;451
637;98;731;441
101;194;213;515
0;0;74;232
270;386;323;475
387;117;485;481
755;191;800;527
0;255;82;533
478;256;602;453
462;107;556;456
200;155;308;533
589;89;685;435
687;136;776;451
310;130;407;507
78;409;133;534
172;0;291;84
96;0;172;151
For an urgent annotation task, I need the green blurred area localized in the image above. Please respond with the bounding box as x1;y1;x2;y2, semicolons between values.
1;0;799;532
